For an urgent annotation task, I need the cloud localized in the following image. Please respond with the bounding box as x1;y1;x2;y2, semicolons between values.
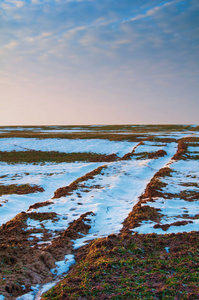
4;40;18;49
0;0;199;124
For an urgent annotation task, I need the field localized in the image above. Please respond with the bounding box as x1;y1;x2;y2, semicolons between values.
0;125;198;300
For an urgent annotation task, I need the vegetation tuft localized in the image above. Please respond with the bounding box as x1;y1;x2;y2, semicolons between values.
53;166;107;198
172;141;188;160
0;184;44;196
134;149;167;160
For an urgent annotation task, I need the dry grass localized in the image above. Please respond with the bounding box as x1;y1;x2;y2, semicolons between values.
0;151;119;164
0;184;44;196
53;165;107;198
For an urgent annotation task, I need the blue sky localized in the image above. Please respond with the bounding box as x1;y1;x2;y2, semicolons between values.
0;0;198;125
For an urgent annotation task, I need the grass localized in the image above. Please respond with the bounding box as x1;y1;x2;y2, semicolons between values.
53;165;107;198
0;124;190;133
42;232;199;300
134;149;167;160
0;132;145;141
0;151;118;164
0;184;44;196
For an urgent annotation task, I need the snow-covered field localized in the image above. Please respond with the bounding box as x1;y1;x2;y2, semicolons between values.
0;138;136;157
0;126;198;299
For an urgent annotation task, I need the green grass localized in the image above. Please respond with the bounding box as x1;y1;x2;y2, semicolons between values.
42;232;199;299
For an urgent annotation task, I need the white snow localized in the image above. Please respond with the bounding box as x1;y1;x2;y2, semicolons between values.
133;152;199;234
0;129;198;299
0;138;136;157
51;254;75;276
0;162;103;226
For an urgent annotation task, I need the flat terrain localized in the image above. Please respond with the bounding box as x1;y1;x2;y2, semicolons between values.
0;125;198;299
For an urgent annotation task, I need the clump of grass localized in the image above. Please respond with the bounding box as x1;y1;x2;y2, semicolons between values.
122;204;162;232
28;201;53;211
53;165;107;198
172;141;188;160
134;149;167;160
0;184;44;196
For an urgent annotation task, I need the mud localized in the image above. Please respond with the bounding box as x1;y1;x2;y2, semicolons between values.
0;211;94;298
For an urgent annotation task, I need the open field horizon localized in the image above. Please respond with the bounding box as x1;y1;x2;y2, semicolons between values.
1;0;199;297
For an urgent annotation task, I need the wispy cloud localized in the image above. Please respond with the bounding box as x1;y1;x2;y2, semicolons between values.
0;0;198;125
120;0;185;23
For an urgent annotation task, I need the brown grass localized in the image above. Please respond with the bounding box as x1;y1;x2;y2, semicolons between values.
0;151;118;163
0;184;44;196
53;165;107;198
122;204;162;232
172;140;188;160
153;220;193;231
28;201;53;211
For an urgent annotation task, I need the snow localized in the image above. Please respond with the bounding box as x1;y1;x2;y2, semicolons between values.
17;293;35;300
34;142;177;251
51;254;75;276
0;138;136;157
16;282;60;300
133;152;199;234
0;129;198;299
134;142;175;154
133;218;199;235
0;162;103;226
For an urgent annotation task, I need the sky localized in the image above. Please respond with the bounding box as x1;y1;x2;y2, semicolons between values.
0;0;199;125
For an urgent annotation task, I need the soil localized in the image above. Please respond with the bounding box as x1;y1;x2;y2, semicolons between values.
0;211;94;298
